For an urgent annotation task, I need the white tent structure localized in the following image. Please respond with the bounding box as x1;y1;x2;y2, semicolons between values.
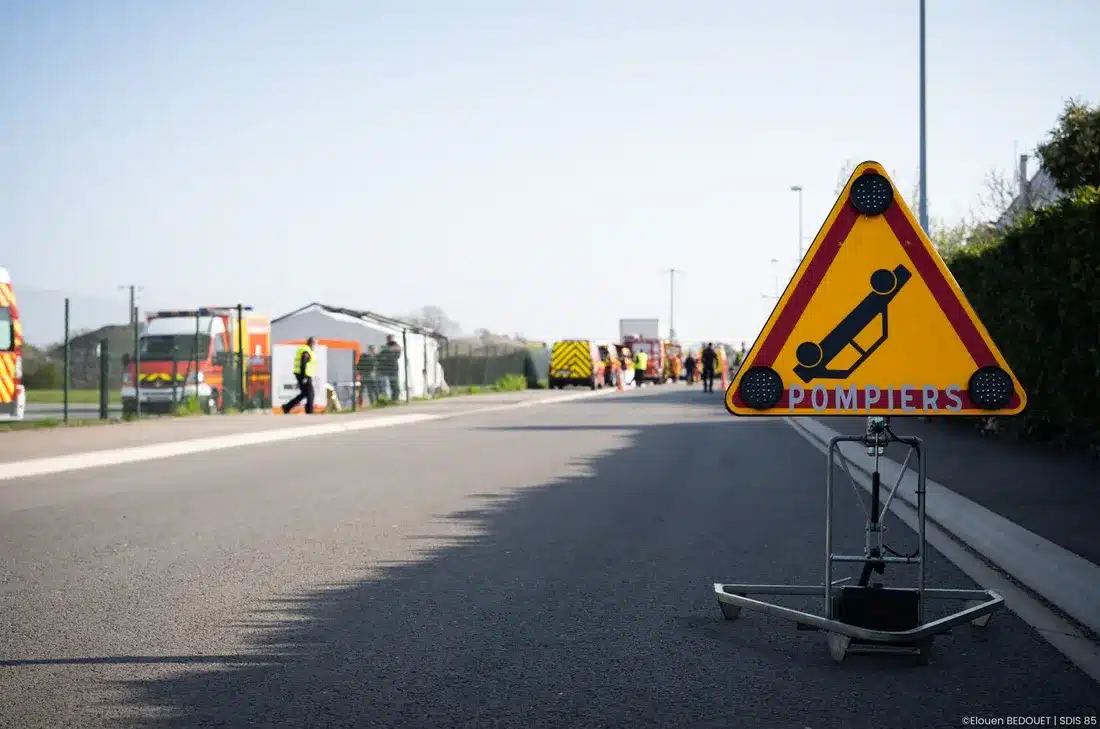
271;303;444;402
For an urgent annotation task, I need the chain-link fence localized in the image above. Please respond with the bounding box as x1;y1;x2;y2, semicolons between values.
13;287;282;422
10;284;550;423
439;341;542;388
14;287;132;421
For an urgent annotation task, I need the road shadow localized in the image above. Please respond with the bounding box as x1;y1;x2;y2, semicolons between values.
107;417;1099;728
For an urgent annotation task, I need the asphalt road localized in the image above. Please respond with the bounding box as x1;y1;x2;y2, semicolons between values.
1;387;1097;728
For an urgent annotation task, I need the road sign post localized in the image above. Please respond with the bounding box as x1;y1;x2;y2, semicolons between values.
713;161;1023;664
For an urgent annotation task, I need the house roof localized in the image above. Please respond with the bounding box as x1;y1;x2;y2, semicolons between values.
272;302;443;338
993;167;1065;231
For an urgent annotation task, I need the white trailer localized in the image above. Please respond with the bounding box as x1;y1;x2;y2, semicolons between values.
619;318;660;341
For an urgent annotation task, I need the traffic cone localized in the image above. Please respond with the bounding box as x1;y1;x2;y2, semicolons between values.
720;368;728;390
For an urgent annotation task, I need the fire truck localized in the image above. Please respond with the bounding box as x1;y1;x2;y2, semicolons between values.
121;307;271;415
621;334;666;385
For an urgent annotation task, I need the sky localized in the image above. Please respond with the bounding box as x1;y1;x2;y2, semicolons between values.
2;0;1097;347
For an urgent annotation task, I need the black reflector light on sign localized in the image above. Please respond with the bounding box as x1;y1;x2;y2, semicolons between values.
968;366;1014;410
850;172;894;216
738;367;784;410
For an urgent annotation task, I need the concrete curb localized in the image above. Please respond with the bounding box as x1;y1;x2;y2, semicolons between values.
785;416;1100;638
1;387;618;482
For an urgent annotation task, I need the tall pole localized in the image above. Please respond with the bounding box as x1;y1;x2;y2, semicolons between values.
666;268;680;341
918;0;929;233
237;303;245;409
120;285;142;417
62;298;70;423
790;185;804;260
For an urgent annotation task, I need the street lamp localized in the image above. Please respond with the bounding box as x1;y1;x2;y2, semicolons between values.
666;268;680;341
790;185;804;260
918;0;928;233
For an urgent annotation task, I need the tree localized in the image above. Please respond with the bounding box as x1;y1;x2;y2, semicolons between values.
405;305;460;336
1036;99;1100;191
22;359;63;390
834;159;860;195
973;168;1019;222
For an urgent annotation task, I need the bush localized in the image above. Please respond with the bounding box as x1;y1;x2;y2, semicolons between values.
173;396;204;416
493;374;528;392
945;186;1100;447
22;359;63;390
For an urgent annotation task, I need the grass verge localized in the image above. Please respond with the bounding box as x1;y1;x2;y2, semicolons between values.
24;389;121;405
0;417;125;432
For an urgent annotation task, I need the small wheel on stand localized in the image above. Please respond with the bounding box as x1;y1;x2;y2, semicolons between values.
827;633;850;663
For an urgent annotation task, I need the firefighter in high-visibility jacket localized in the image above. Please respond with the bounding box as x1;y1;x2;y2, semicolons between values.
633;348;648;387
621;347;634;387
283;336;316;414
669;352;682;381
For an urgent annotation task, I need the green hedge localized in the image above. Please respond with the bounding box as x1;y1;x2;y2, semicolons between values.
945;187;1100;447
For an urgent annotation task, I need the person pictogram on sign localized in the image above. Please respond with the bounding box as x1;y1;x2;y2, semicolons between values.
793;264;912;384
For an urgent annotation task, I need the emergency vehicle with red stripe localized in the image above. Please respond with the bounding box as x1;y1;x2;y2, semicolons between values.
0;266;26;421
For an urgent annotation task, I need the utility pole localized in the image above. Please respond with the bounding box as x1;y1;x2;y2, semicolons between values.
120;285;143;416
666;268;680;341
918;0;929;234
790;185;804;260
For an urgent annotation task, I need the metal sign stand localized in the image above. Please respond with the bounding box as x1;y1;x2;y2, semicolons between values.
714;417;1004;664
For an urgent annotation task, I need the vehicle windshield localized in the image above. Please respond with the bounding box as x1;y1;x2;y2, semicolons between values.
0;308;12;351
138;334;211;362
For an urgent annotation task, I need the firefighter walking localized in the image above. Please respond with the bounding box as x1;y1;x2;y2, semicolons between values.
701;342;717;393
283;337;316;414
633;347;648;388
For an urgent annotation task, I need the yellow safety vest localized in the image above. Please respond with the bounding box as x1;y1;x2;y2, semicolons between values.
635;352;648;371
295;345;315;377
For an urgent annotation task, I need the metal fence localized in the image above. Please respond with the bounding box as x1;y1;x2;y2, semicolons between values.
10;285;549;422
12;287;283;422
13;287;132;421
439;342;541;388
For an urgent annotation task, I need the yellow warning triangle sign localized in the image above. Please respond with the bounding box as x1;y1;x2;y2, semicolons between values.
726;161;1026;417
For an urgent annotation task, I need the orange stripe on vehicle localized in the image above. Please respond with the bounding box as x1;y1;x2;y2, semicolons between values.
0;285;9;308
0;355;12;378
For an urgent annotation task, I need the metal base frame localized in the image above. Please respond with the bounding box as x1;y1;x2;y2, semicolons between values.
714;423;1004;664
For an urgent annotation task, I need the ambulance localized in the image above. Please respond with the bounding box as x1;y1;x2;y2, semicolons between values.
0;266;26;421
